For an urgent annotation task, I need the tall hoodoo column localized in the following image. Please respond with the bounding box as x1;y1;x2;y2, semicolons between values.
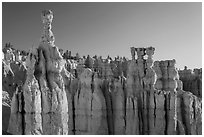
136;48;145;81
168;59;178;92
143;47;157;91
153;61;163;90
124;47;139;134
7;10;69;135
41;10;55;44
38;10;69;135
166;59;178;134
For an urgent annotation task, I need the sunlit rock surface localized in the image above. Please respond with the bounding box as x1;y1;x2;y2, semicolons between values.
7;10;69;135
3;10;202;135
2;60;27;98
2;91;11;133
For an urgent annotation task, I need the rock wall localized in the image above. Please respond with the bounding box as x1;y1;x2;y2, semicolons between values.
2;91;11;133
4;10;202;135
2;61;27;98
179;67;202;97
74;69;108;134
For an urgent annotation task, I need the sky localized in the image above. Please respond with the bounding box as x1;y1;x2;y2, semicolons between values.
2;2;202;69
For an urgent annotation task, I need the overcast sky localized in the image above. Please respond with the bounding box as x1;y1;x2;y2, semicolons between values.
2;2;202;69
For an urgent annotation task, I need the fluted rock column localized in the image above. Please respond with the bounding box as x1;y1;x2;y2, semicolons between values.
126;60;138;97
39;10;69;135
111;77;126;134
74;69;93;134
91;73;108;134
168;59;178;91
7;88;23;135
166;59;178;134
74;69;108;134
101;60;114;134
148;90;166;134
136;48;145;79
143;47;156;91
125;47;140;134
153;61;163;90
135;48;146;134
160;61;169;90
142;47;157;134
23;49;42;135
125;60;139;134
180;92;202;134
37;50;52;134
125;96;139;134
61;68;75;135
8;10;69;135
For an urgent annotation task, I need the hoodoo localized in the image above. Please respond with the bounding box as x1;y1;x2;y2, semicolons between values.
7;10;69;135
4;10;202;135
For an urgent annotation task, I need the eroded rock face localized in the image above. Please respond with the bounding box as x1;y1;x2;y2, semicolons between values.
2;91;11;107
2;61;27;99
2;91;12;132
153;61;163;90
74;69;108;134
7;88;23;135
74;68;93;134
7;10;69;135
111;77;126;134
91;73;108;134
5;48;202;135
179;67;202;97
5;10;202;135
143;47;156;91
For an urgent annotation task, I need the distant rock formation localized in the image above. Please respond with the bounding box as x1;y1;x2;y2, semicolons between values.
4;10;202;135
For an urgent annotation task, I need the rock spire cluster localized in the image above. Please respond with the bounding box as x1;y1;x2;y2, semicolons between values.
4;10;202;135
